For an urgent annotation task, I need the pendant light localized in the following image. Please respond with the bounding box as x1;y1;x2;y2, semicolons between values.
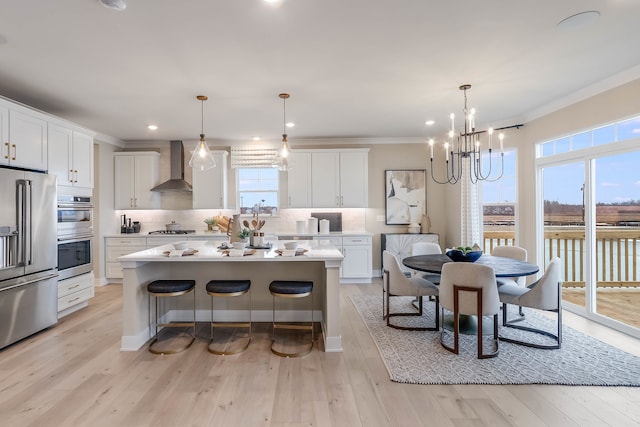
189;95;216;171
275;93;291;171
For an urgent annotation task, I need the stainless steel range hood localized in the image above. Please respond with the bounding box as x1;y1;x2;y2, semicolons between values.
150;140;193;192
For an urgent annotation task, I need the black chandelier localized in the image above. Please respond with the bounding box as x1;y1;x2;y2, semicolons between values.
429;84;521;185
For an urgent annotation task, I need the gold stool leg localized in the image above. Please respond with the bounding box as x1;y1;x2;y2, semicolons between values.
270;291;314;358
148;288;196;355
208;290;251;355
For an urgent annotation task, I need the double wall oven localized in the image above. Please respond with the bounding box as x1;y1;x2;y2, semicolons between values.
57;195;93;280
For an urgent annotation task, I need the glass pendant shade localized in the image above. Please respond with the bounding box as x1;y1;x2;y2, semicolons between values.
189;134;216;171
190;95;216;171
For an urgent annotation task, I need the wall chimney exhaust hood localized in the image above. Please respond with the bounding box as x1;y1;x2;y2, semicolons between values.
150;140;193;192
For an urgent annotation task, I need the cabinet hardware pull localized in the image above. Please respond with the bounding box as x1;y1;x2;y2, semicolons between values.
68;284;80;289
74;169;79;183
69;169;74;182
4;142;8;159
68;297;80;303
134;198;137;207
130;198;134;208
12;144;17;160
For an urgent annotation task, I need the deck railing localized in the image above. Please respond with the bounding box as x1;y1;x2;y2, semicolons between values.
484;227;640;288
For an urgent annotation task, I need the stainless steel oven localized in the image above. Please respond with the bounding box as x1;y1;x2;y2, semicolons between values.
57;195;93;239
57;195;93;280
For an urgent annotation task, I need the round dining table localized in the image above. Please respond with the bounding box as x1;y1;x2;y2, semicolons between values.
402;253;540;278
402;253;540;334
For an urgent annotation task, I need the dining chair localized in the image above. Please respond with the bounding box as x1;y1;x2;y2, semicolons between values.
382;250;439;331
492;245;528;319
498;257;563;349
491;245;528;287
410;242;443;284
439;262;500;359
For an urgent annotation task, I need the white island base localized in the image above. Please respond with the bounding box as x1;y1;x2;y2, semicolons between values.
119;242;344;352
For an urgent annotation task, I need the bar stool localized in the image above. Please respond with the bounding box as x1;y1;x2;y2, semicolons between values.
269;280;314;358
147;279;196;355
206;279;252;355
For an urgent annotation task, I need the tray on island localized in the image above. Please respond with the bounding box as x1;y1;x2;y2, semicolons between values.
248;242;273;250
221;249;256;257
275;248;308;256
162;249;198;256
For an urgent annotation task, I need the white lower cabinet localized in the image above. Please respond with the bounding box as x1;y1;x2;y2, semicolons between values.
313;234;372;283
58;272;95;317
341;235;372;283
105;237;147;279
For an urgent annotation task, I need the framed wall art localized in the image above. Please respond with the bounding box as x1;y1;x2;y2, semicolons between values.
384;169;426;225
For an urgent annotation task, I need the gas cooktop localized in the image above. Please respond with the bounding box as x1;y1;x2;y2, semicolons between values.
148;230;196;235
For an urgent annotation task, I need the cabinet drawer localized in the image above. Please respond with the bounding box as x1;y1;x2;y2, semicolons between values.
58;273;94;298
107;245;146;262
146;237;185;247
106;237;147;247
58;287;93;312
343;236;371;246
313;236;342;247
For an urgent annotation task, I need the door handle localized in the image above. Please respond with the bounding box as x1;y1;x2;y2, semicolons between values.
4;142;8;159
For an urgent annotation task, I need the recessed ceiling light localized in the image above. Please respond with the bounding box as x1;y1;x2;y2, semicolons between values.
425;120;435;126
147;124;158;130
286;122;295;128
252;136;261;141
98;0;127;11
557;10;600;29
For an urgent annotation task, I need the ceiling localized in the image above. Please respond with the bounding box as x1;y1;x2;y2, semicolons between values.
1;0;639;144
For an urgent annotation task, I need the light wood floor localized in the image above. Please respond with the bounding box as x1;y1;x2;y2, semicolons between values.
1;280;639;427
562;288;640;329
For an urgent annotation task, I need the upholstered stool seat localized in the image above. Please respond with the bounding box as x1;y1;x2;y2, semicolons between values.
147;279;196;355
206;279;252;355
269;280;314;358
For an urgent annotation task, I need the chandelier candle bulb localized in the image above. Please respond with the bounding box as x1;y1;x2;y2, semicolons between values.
499;133;504;152
444;142;449;161
488;127;493;149
429;139;434;159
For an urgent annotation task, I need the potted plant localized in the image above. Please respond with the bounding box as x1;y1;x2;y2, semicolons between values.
204;217;218;232
237;228;251;242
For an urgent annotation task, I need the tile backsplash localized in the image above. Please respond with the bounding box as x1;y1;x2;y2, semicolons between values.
117;208;366;235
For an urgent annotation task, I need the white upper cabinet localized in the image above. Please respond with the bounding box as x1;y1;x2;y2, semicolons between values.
2;108;48;171
311;152;341;208
286;151;312;208
338;150;368;207
48;123;94;188
192;151;228;209
114;152;160;209
308;149;368;208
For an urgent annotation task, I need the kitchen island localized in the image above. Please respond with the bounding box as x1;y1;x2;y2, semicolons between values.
118;240;344;352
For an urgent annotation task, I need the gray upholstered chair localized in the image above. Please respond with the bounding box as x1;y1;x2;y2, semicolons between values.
491;245;527;287
492;244;528;318
498;257;563;349
410;241;442;284
439;262;500;359
382;250;439;331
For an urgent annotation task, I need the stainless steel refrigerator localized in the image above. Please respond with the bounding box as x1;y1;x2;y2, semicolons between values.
0;167;58;349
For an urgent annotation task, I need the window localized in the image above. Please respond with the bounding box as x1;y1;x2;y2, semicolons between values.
538;114;640;157
482;149;517;249
236;167;279;215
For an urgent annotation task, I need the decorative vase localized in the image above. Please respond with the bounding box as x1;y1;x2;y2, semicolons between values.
420;214;430;233
229;214;242;243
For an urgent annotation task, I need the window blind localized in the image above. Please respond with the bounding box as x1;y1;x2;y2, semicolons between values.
230;145;278;168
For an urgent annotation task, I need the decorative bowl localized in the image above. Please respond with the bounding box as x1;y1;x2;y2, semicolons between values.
232;241;247;250
173;241;190;250
446;249;483;262
284;241;299;250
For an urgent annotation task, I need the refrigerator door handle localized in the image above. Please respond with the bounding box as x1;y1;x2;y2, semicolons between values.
25;179;32;265
16;179;26;267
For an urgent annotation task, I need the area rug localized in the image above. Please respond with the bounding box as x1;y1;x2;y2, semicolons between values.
350;295;640;386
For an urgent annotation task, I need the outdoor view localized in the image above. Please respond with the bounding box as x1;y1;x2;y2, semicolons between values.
484;149;640;330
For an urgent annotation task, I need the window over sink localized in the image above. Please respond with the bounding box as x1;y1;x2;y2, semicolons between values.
236;167;279;215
